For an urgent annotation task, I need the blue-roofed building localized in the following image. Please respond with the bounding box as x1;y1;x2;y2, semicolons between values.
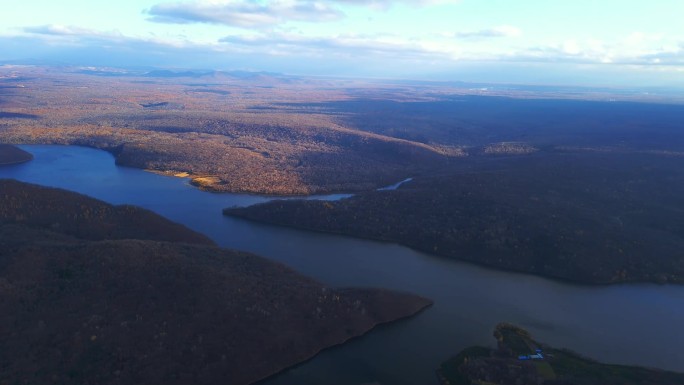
518;349;544;361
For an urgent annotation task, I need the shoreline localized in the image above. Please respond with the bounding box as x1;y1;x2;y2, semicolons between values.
223;210;682;287
4;143;684;379
0;178;436;385
252;298;433;385
10;142;682;286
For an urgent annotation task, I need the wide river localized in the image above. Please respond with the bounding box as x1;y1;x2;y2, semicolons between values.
2;145;683;384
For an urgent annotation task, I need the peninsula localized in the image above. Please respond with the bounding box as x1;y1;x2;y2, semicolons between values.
0;179;431;385
438;323;684;385
0;144;33;165
225;152;684;284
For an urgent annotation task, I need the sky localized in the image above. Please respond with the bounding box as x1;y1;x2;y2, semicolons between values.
1;0;683;87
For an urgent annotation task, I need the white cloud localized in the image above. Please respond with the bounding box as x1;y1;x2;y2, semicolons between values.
453;25;521;39
23;25;106;36
146;1;344;27
12;23;684;75
145;0;459;27
20;24;198;50
504;38;684;67
219;31;457;60
334;0;459;10
561;40;580;55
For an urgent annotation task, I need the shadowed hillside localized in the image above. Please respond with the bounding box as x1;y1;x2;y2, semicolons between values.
225;152;684;284
0;179;214;245
0;144;33;165
0;180;431;385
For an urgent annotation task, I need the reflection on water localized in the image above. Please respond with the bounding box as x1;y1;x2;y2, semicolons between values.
2;145;683;385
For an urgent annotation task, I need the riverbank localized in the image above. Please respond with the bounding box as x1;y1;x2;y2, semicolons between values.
0;179;432;385
4;145;684;383
438;323;684;385
224;152;684;285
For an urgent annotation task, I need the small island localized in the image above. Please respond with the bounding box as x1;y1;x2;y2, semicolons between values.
0;144;33;165
438;323;684;385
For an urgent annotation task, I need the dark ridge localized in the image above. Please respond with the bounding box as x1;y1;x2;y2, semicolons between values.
0;112;39;119
77;70;131;77
0;180;432;385
143;70;211;78
225;152;684;284
186;89;231;95
139;102;185;110
0;144;33;165
140;102;169;108
0;179;214;245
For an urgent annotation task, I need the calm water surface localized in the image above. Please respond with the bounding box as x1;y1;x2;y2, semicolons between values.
2;145;683;384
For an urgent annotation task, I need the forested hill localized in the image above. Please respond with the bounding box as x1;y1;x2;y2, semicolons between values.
0;179;432;385
226;152;684;284
0;144;33;165
0;178;214;245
